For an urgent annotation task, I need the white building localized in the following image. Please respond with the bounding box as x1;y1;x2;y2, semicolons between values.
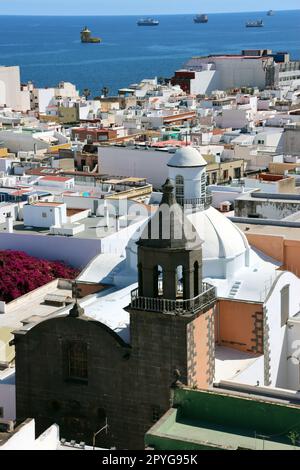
0;128;70;154
0;66;30;112
172;55;271;95
167;147;207;205
37;176;75;189
98;145;226;189
0;369;15;421
23;202;67;228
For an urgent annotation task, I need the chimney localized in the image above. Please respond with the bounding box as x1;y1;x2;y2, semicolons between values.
103;201;109;227
6;213;13;233
116;214;120;232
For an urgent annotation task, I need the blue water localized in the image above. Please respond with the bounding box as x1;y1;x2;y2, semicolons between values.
0;11;299;96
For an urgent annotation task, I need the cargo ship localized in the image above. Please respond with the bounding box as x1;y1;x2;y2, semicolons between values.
267;10;275;16
137;18;159;26
194;14;208;23
246;20;264;28
80;26;101;43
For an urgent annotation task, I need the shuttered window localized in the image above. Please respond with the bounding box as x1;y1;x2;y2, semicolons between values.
281;285;290;327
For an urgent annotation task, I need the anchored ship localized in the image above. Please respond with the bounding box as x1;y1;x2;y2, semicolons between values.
194;14;208;23
137;18;159;26
246;20;264;28
80;26;101;43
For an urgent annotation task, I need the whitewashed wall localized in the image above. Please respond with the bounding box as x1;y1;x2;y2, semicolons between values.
264;271;300;388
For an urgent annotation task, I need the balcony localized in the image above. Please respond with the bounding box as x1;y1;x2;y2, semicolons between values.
130;282;216;314
177;194;213;210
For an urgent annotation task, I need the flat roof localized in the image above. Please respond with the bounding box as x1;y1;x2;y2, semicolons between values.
215;346;261;382
150;409;297;450
235;221;300;241
31;202;64;207
0;213;146;240
0;280;72;330
40;176;73;182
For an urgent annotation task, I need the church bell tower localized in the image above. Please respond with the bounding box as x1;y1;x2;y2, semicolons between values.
128;179;216;392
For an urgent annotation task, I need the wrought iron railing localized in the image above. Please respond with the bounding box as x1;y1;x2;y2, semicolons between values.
183;194;212;209
130;282;216;314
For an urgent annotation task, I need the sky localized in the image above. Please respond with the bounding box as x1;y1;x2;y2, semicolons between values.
0;1;299;16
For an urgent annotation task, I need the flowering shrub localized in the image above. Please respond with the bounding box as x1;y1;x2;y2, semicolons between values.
0;250;78;302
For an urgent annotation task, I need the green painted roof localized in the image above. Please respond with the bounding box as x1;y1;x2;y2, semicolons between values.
145;388;300;450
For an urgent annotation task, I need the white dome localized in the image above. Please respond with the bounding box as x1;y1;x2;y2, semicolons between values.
167;147;207;168
125;206;250;279
187;207;249;260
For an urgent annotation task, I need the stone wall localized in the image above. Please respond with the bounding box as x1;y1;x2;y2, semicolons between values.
15;298;215;449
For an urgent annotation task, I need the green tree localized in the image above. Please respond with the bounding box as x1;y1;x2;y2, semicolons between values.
83;88;91;99
101;86;109;97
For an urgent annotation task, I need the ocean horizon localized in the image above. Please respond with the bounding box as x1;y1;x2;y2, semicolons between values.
0;11;299;95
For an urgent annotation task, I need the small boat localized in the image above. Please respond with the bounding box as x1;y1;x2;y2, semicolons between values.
246;20;264;28
267;10;275;16
194;14;208;24
80;26;101;43
137;18;159;26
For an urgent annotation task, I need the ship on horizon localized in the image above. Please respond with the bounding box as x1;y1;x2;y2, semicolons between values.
194;14;208;23
80;26;101;43
246;20;264;28
267;10;275;16
137;18;159;26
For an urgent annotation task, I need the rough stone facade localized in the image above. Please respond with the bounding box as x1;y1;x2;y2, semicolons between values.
14;299;215;449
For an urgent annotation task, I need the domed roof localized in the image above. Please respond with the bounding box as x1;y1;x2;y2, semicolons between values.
167;147;207;168
125;206;249;273
138;179;202;250
187;207;249;260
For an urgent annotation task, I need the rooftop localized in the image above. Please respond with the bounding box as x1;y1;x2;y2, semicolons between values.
236;222;300;242
0;213;146;239
0;279;72;330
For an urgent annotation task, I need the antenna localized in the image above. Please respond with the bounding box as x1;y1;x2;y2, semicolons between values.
72;280;81;302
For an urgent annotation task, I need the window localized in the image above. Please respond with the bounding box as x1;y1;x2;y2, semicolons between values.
138;263;143;296
194;261;200;297
201;173;206;197
154;265;163;297
0;407;3;418
234;167;241;179
175;175;184;205
67;341;88;381
151;406;161;423
281;285;290;327
42;212;47;218
176;265;184;297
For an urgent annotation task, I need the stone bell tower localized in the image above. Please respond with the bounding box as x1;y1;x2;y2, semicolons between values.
136;178;203;301
126;179;216;443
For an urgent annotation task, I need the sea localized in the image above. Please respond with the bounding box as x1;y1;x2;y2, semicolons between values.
0;11;299;96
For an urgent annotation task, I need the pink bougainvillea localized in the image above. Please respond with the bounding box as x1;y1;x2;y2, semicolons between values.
0;250;78;302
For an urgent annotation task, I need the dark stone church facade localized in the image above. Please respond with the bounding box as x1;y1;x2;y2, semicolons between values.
14;180;216;449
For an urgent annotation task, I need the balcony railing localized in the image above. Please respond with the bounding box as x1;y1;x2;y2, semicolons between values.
130;282;216;314
177;194;212;210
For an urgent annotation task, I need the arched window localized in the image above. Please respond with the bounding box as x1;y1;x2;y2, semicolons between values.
175;175;184;205
194;261;199;297
154;265;163;297
201;172;206;199
176;265;184;297
138;263;143;296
